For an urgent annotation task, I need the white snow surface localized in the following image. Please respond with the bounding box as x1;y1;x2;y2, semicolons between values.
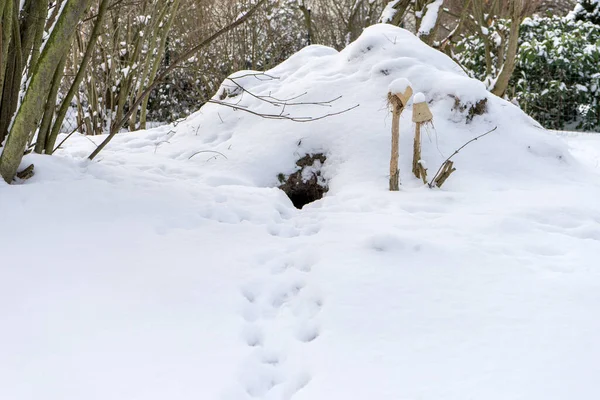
2;25;600;400
413;92;426;104
388;77;412;96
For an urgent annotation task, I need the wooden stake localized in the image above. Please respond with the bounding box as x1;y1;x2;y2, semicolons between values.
389;96;402;191
412;122;422;177
388;84;412;191
412;95;432;184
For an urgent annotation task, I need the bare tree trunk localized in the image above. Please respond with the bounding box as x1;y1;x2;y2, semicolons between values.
383;0;412;26
34;54;67;152
439;0;472;52
20;0;50;77
0;0;93;183
0;0;22;143
491;0;523;97
0;0;14;108
298;1;313;44
417;0;444;45
139;0;181;130
45;0;111;153
472;0;493;77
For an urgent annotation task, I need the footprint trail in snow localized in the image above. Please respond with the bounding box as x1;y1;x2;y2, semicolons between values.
232;214;324;400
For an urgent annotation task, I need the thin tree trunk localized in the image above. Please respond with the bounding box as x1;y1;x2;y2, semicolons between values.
298;2;313;44
45;0;110;153
472;0;493;77
20;0;49;77
27;0;50;75
0;1;22;143
491;0;523;97
439;0;472;52
139;0;181;130
0;0;93;183
418;0;444;45
382;0;411;26
129;1;171;130
34;53;67;153
0;0;14;144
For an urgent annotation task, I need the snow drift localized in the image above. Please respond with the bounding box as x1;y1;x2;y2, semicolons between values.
132;23;575;196
2;25;600;400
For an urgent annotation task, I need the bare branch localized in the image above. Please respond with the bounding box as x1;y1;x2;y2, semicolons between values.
88;0;269;160
428;126;497;188
188;150;228;160
206;99;360;122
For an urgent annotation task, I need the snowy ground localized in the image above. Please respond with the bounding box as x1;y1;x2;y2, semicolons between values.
2;25;600;400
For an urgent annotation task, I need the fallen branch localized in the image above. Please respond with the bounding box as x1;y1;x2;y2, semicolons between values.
428;126;497;188
16;164;35;180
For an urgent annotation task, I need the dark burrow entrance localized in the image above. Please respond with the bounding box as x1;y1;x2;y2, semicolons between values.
278;153;328;209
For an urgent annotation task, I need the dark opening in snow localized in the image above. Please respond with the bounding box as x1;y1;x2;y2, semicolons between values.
451;96;488;123
278;153;328;209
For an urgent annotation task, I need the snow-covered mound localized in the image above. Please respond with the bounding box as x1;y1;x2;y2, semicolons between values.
2;25;600;400
117;23;574;195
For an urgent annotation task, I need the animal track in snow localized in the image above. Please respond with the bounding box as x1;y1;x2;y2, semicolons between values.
243;325;264;347
258;348;283;366
234;246;321;399
243;364;283;398
296;322;320;343
269;280;306;309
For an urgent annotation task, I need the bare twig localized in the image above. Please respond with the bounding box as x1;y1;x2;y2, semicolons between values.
229;72;279;81
53;121;87;152
188;150;228;160
206;99;359;122
153;141;170;154
83;135;100;148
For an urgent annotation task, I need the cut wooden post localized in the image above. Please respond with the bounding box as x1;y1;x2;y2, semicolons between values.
388;79;413;191
412;93;433;184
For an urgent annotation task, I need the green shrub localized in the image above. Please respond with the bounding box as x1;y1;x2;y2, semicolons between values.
455;16;600;131
571;0;600;25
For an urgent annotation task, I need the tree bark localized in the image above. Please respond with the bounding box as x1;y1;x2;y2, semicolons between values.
0;0;14;145
472;0;493;77
26;0;50;76
34;53;67;153
491;0;523;97
0;0;22;144
0;0;93;183
298;1;313;45
20;0;49;77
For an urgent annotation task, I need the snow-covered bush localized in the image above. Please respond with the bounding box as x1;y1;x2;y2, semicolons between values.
455;16;600;131
571;0;600;24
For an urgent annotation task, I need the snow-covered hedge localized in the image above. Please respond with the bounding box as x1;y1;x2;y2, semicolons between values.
571;0;600;25
455;16;600;131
